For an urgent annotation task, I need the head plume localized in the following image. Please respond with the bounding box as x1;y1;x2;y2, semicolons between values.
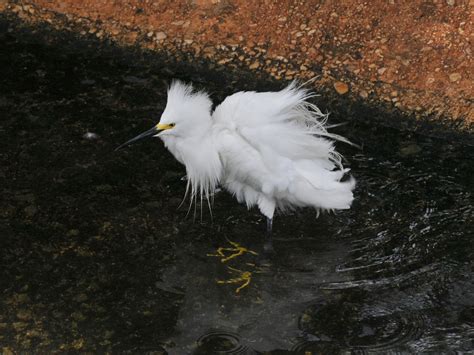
160;81;213;130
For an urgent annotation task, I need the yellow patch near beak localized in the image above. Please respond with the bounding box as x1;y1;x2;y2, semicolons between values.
156;123;175;131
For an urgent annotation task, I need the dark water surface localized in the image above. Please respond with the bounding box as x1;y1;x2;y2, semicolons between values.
1;17;473;353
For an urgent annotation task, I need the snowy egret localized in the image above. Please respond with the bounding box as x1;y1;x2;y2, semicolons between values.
117;80;355;254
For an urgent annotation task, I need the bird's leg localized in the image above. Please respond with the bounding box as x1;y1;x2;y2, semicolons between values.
207;239;258;263
263;217;275;255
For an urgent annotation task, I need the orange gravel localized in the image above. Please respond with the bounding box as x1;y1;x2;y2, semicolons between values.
4;0;473;127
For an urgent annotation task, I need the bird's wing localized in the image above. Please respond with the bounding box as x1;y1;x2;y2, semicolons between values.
212;82;346;180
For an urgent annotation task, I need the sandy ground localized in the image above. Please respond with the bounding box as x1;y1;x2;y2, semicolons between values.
1;0;473;128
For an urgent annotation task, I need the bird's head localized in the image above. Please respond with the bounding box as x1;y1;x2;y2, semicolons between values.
116;80;213;150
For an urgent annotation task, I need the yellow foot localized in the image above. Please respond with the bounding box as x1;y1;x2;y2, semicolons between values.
216;266;253;293
207;239;258;263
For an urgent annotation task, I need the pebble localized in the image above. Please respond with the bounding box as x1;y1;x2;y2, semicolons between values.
249;61;260;69
449;73;461;82
83;132;99;140
155;31;167;40
334;81;349;95
359;90;369;99
217;58;230;65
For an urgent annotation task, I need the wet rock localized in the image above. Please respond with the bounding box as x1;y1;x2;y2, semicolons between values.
26;329;41;338
71;311;86;321
14;193;35;203
399;143;422;156
16;294;31;304
16;309;32;321
67;229;80;237
24;205;37;217
71;338;85;350
13;322;28;331
80;79;96;85
123;75;148;84
82;132;99;140
74;293;88;302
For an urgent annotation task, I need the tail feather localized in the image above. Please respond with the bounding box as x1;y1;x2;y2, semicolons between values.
294;174;355;210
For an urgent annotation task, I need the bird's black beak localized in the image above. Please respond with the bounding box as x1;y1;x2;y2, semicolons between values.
115;126;159;151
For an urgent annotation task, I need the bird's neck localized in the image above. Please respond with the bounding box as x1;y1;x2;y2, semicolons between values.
170;133;222;200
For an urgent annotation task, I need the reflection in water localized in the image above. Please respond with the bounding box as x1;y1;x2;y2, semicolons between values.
163;233;351;353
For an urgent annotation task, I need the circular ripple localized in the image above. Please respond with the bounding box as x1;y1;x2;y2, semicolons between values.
195;330;251;354
291;340;342;353
298;301;425;352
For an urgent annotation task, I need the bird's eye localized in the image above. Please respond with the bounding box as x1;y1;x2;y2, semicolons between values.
169;123;176;128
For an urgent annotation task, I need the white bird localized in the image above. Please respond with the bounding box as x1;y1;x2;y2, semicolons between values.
117;80;355;253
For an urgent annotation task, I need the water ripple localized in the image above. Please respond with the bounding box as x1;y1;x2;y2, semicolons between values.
298;301;426;352
194;329;253;354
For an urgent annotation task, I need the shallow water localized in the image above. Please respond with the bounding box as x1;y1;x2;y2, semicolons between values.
0;17;473;353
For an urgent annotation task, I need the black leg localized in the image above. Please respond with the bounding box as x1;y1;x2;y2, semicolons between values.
263;217;275;254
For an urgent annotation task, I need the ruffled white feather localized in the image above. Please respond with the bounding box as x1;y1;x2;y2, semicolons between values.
159;80;355;220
